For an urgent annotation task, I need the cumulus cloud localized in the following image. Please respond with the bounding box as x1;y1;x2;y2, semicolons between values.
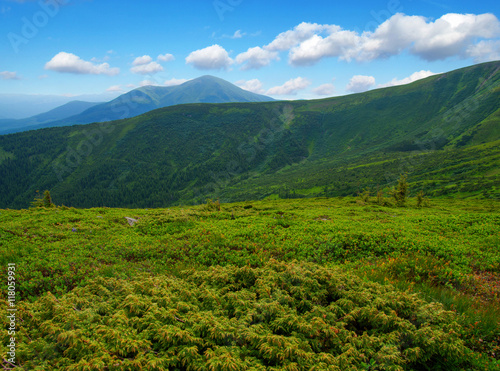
265;22;332;51
157;53;175;62
186;44;233;70
312;83;335;96
164;78;188;86
379;70;437;88
289;30;360;65
466;40;500;63
266;77;311;96
45;52;120;75
346;75;376;93
132;55;153;66
410;13;500;61
235;79;265;94
242;13;500;67
0;71;20;80
130;61;164;75
235;47;279;70
374;13;499;61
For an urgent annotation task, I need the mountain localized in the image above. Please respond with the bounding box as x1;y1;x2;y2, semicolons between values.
0;92;120;119
0;61;499;208
23;76;275;131
0;101;102;134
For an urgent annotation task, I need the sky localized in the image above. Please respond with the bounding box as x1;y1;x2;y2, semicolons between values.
1;0;500;102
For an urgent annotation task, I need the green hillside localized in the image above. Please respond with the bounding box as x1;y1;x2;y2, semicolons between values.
0;198;499;368
0;62;499;209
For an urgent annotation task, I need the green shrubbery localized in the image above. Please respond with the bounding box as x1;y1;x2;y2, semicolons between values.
30;190;55;208
390;174;409;207
0;198;499;368
5;261;479;370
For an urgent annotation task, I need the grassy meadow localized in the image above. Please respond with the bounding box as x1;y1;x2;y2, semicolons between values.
0;196;499;369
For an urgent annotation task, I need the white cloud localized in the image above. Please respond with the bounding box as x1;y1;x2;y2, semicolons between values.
38;74;48;79
130;61;164;75
289;30;361;65
411;13;500;61
45;52;120;75
106;85;123;92
233;30;244;38
235;79;265;94
466;40;500;63
235;47;279;70
186;44;233;70
0;71;21;80
132;55;153;66
265;22;332;51
364;13;500;62
346;75;376;93
224;30;245;39
164;78;188;86
248;13;500;67
379;70;437;88
157;53;175;62
266;77;311;96
313;83;335;96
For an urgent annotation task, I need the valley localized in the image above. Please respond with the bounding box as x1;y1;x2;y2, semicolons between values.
0;61;499;209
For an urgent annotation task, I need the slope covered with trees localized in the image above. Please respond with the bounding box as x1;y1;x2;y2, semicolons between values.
0;61;499;209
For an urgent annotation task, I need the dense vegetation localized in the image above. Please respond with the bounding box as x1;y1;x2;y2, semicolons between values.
1;62;499;368
1;197;499;369
0;62;499;209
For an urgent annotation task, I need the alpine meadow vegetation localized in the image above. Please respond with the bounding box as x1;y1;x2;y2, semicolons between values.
1;197;499;369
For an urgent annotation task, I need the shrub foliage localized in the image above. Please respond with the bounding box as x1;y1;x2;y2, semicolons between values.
5;261;473;370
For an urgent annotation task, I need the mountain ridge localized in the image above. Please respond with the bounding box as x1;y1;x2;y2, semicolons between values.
0;101;103;134
0;61;499;208
3;76;275;133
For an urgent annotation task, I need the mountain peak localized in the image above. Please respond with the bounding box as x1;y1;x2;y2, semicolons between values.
2;75;274;133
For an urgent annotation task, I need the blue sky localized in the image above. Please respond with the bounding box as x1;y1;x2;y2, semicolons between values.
1;0;499;101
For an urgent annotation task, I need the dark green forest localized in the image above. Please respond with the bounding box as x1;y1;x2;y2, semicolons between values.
0;61;499;209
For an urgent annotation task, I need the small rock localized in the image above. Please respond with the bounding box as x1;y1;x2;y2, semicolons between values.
125;217;138;226
97;216;103;219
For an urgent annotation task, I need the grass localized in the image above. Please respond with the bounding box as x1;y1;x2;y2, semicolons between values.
0;197;499;369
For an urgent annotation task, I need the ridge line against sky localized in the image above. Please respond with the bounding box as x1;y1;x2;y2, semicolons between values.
0;0;499;101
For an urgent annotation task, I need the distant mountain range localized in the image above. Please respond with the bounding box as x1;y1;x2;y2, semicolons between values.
0;61;499;208
0;92;119;119
0;101;102;134
0;76;275;134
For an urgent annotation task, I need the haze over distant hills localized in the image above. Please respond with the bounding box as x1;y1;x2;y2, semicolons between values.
0;76;275;134
0;92;119;119
0;61;499;209
0;101;102;134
